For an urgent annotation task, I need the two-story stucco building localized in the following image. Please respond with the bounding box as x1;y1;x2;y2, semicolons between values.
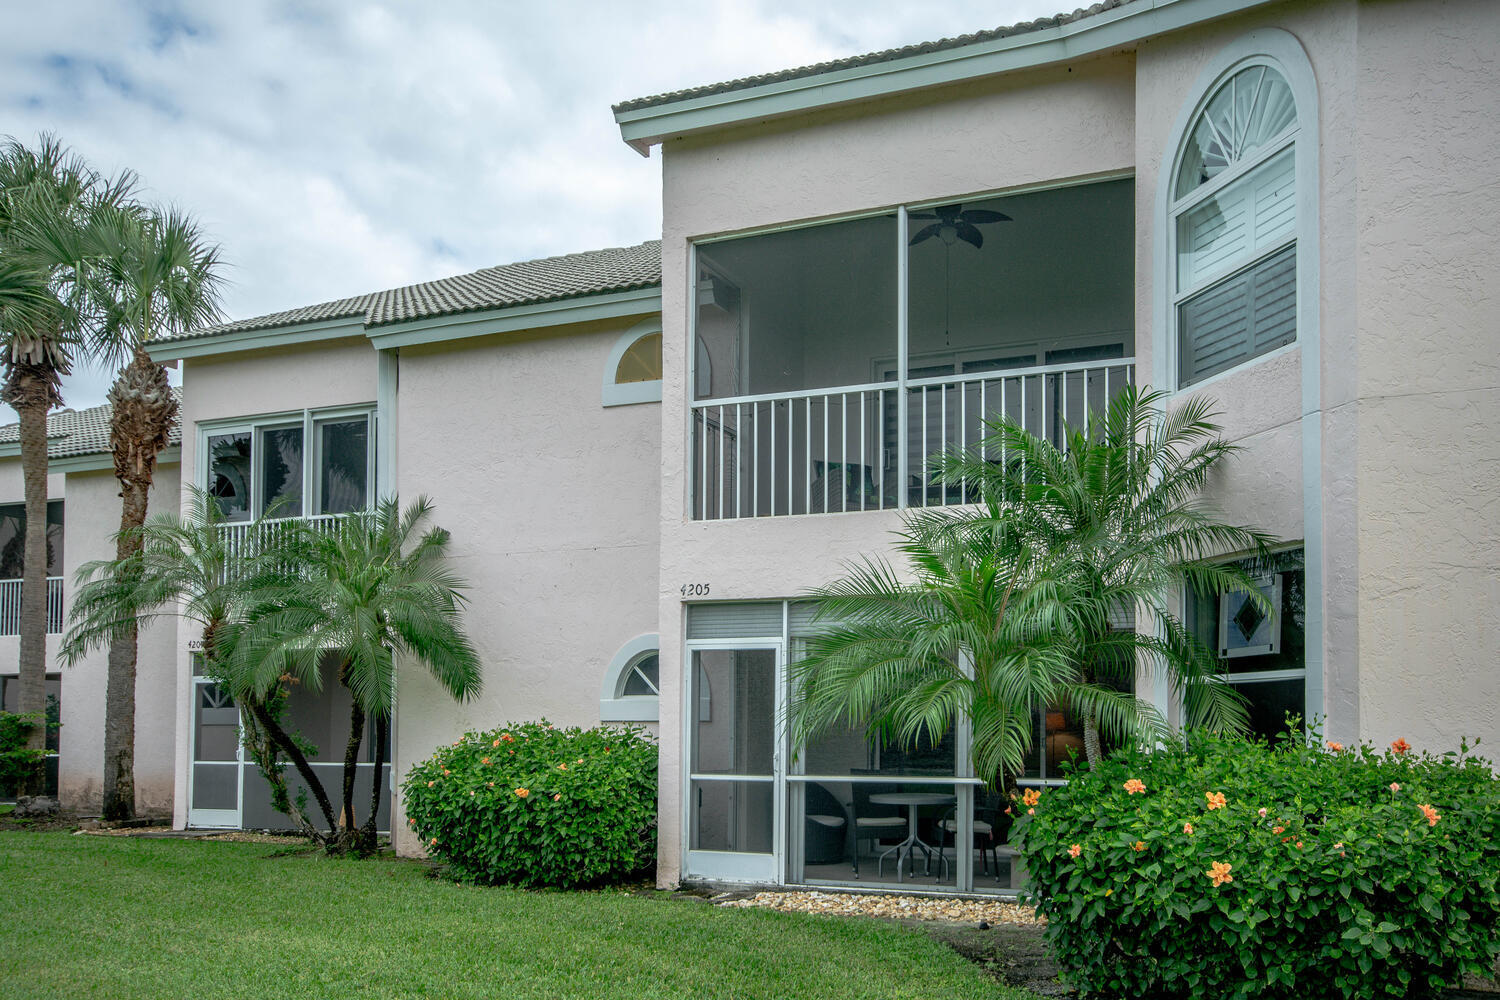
6;0;1495;897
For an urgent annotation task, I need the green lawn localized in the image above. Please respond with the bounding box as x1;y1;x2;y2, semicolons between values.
0;833;1022;999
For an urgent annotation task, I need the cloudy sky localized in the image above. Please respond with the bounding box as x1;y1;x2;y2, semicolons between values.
3;0;1060;413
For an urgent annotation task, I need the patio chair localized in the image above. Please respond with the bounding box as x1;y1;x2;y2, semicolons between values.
848;781;905;878
939;792;1012;880
802;782;849;866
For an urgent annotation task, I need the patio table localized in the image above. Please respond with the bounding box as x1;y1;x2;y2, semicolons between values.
869;791;955;883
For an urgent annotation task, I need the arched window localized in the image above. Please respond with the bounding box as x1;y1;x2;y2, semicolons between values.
1168;48;1306;388
602;319;664;406
600;634;660;721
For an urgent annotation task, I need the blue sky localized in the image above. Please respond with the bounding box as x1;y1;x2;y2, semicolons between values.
3;0;1058;412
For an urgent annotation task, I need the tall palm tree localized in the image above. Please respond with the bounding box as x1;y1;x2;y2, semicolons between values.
60;489;330;836
237;496;481;854
0;134;134;760
928;385;1271;765
85;203;224;819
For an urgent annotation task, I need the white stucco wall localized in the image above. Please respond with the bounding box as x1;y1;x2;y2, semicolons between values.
56;466;181;815
388;317;662;856
1350;0;1500;754
654;54;1139;886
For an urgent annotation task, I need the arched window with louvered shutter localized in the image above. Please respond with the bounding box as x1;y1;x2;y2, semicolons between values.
1170;60;1301;387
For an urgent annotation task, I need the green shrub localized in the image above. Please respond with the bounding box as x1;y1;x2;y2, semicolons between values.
1015;731;1500;999
402;720;657;889
0;712;48;795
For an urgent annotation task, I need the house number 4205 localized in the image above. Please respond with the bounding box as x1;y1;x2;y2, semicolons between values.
680;583;711;597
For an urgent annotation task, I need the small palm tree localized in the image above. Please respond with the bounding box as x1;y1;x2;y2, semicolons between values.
929;386;1273;765
60;489;332;837
0;134;134;758
791;386;1272;787
789;514;1162;785
84;202;224;820
237;496;481;854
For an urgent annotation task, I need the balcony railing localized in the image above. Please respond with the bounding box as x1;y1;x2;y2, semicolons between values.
0;577;65;636
219;514;348;571
689;359;1135;520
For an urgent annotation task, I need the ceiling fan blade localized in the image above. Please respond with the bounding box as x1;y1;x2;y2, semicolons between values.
956;222;984;249
907;223;943;246
908;212;939;221
934;204;963;223
960;209;1012;224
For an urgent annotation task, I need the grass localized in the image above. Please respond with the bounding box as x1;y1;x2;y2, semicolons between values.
0;832;1024;999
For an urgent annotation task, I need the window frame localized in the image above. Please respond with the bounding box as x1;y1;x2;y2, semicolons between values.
602;318;665;407
599;633;660;722
197;404;376;520
1153;29;1321;396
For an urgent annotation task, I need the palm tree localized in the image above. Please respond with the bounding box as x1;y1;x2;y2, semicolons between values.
927;386;1272;765
60;489;329;837
0;134;134;761
791;387;1271;787
85;203;224;820
236;496;481;854
789;513;1155;786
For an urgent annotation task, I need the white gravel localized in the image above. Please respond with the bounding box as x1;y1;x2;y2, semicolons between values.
716;889;1043;925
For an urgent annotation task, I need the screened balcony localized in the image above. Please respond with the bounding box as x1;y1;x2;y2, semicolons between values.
690;178;1135;520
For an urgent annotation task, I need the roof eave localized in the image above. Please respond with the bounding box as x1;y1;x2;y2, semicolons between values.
146;317;369;362
0;444;181;472
365;285;663;351
614;0;1275;152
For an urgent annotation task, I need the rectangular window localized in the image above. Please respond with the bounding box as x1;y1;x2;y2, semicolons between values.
1186;549;1306;741
317;417;369;515
0;500;64;578
207;431;253;522
259;425;304;517
201;409;372;519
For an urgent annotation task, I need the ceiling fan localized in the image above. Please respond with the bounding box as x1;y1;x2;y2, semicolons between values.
908;204;1012;249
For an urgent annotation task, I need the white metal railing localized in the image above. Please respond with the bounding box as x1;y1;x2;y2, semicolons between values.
219;513;348;571
0;577;65;636
690;359;1135;520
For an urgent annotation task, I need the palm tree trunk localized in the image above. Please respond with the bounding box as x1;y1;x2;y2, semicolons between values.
244;698;337;838
358;713;388;855
341;696;365;850
100;347;177;821
3;363;60;782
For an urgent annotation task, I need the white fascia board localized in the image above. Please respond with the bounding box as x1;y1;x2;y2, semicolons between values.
364;286;663;350
614;0;1277;154
0;445;181;473
146;318;368;362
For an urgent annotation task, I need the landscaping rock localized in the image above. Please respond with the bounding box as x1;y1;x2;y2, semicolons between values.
715;889;1041;926
13;795;58;818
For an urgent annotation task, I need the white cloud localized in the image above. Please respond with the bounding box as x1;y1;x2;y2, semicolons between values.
1;0;1056;416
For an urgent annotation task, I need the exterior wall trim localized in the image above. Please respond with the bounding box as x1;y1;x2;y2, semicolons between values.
0;445;182;473
599;633;661;721
614;0;1278;154
147;319;368;362
365;287;663;350
602;317;665;407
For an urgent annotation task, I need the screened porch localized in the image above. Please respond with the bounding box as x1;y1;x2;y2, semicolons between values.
690;178;1136;520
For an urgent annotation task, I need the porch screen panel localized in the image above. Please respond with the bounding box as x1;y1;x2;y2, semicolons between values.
260;425;304;516
207;432;252;521
318;417;369;514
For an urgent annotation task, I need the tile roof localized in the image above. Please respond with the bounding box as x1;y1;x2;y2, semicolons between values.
0;390;183;460
163;240;662;344
613;1;1135;114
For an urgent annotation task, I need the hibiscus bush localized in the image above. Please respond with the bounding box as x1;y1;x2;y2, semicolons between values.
1016;731;1500;999
402;720;657;889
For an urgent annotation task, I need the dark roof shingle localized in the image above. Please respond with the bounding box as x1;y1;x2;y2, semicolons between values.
165;240;661;344
613;1;1135;114
0;390;183;460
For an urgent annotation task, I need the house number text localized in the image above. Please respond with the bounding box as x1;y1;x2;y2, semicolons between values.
680;583;711;597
